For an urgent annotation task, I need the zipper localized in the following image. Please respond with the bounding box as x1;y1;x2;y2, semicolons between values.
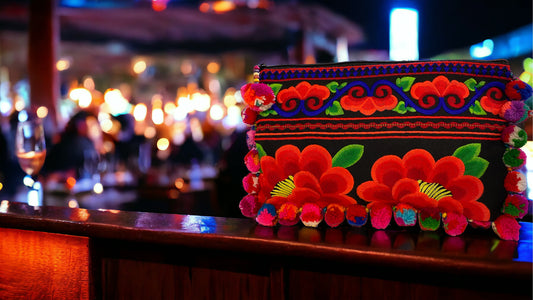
257;59;510;70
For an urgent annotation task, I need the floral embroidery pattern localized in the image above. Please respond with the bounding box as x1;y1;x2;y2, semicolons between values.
258;144;358;211
356;148;490;224
340;84;398;116
410;76;470;114
480;86;507;114
276;81;330;114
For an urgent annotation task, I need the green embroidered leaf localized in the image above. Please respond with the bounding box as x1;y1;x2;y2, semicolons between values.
464;78;478;91
259;109;278;117
464;157;489;178
453;143;481;162
332;144;364;168
326;81;339;93
469;100;487;115
268;83;283;95
396;77;416;92
476;81;486;89
256;143;267;160
407;106;416;112
339;82;347;89
326;101;344;116
393;101;407;114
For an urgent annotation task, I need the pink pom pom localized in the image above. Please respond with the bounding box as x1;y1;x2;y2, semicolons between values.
492;215;521;241
239;194;260;218
502;194;529;219
256;203;277;226
246;129;256;150
324;203;345;228
242;173;260;194
300;203;323;227
442;212;468;236
244;149;260;173
240;83;275;112
369;202;392;230
504;171;527;193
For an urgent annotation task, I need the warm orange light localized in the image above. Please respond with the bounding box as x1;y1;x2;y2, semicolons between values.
207;61;220;74
56;58;70;71
152;0;168;11
212;0;235;13
199;2;210;13
133;60;147;74
157;138;170;151
66;177;76;190
175;178;185;189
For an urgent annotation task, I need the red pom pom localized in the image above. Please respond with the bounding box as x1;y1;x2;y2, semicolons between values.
442;212;468;236
324;203;345;228
505;79;532;101
241;106;258;125
418;207;441;231
242;173;260;194
346;204;368;227
504;171;527;193
278;203;300;226
492;215;521;241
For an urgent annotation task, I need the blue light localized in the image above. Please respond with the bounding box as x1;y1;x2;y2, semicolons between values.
390;8;419;61
470;39;494;58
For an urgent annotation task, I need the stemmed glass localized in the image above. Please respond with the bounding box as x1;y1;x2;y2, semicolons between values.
15;117;46;205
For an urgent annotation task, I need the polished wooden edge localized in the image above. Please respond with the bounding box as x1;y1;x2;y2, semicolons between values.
0;201;531;279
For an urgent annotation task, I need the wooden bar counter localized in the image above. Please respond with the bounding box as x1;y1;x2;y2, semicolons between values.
0;200;531;299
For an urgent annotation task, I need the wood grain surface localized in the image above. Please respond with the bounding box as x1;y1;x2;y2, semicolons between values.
0;228;89;300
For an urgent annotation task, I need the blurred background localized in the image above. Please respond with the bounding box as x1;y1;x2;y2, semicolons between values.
0;0;531;217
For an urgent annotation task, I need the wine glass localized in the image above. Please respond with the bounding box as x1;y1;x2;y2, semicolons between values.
15;117;46;205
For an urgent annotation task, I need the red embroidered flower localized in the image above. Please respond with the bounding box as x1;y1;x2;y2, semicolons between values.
258;144;357;211
356;149;489;222
340;85;398;116
276;81;330;112
411;75;469;110
480;87;507;115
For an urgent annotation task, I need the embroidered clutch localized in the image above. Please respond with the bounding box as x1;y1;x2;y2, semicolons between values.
239;60;531;240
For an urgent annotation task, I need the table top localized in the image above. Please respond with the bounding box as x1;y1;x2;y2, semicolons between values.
0;200;531;280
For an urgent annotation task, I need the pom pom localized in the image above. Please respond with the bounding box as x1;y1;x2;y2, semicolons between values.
442;212;468;236
418;207;441;231
278;202;300;226
256;203;277;226
241;106;258;125
502;194;529;219
300;203;323;227
501;125;527;148
505;79;532;101
244;149;260;173
242;173;260;194
246;129;256;150
324;203;345;228
393;203;417;226
504;171;527;193
503;148;527;170
492;215;521;241
239;194;260;218
499;101;529;123
240;83;275;112
346;204;368;227
369;202;392;230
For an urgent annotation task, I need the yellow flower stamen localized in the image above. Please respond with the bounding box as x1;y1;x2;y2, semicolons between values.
271;175;295;198
418;179;452;200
